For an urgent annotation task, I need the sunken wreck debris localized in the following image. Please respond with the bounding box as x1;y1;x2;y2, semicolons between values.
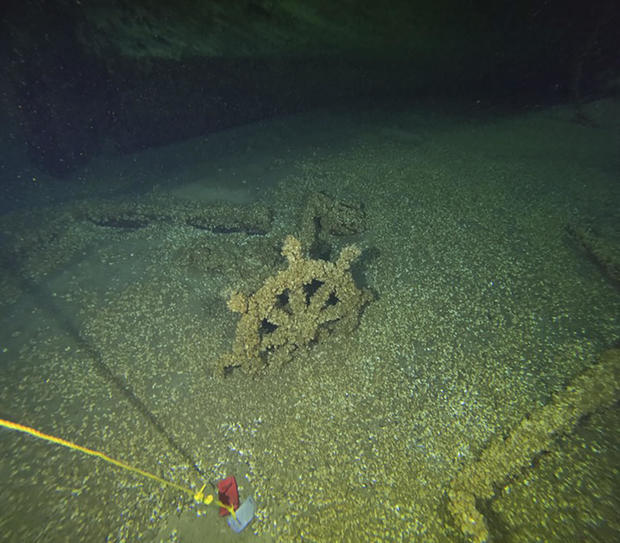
217;235;372;375
448;348;620;543
80;197;272;235
299;191;366;258
567;217;620;288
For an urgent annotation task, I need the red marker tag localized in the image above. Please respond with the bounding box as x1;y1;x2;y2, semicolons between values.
217;476;239;516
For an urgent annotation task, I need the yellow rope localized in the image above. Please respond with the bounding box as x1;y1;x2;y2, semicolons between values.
0;417;213;505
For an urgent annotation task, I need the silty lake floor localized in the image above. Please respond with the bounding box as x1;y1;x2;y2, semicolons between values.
0;100;619;542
